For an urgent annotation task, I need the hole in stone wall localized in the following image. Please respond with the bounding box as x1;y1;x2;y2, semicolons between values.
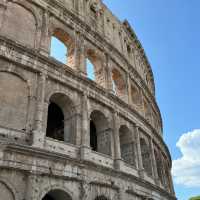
50;36;67;64
119;125;136;166
90;120;97;151
112;68;126;98
42;194;55;200
86;58;95;81
42;189;72;200
90;110;111;156
140;138;152;177
46;102;64;141
50;29;75;69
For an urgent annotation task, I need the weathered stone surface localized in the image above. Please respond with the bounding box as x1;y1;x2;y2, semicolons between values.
0;0;176;199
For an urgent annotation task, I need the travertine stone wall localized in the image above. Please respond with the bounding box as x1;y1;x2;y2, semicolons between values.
0;0;176;200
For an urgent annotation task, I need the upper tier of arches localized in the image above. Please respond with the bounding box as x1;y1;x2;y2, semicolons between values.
0;0;155;96
0;0;163;136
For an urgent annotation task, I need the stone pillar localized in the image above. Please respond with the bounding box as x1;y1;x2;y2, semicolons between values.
75;32;87;76
113;111;122;170
80;92;91;159
127;74;132;104
0;1;6;31
105;54;113;93
39;10;50;56
25;174;39;200
135;125;145;178
150;138;159;185
32;73;47;148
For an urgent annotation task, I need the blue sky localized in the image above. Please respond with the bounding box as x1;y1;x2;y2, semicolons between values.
51;1;200;199
102;0;200;199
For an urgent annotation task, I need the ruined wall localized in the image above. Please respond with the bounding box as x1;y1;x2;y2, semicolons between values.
0;0;176;200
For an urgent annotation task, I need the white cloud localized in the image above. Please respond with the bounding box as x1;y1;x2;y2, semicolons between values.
172;129;200;187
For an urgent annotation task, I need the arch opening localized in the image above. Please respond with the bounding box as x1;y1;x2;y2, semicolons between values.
90;110;111;156
112;68;126;100
95;195;109;200
46;102;64;141
119;125;136;166
140;138;152;177
131;84;141;107
154;149;164;185
86;58;95;81
86;50;104;87
46;93;75;144
90;120;97;151
42;189;72;200
50;29;75;68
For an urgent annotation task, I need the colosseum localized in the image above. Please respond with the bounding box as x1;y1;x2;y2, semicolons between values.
0;0;176;200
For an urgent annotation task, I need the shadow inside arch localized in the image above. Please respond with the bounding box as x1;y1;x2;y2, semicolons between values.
42;189;72;200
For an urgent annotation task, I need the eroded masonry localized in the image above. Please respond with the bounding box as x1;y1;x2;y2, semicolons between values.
0;0;176;200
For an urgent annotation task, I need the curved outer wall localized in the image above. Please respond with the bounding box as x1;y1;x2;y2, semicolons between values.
0;0;176;200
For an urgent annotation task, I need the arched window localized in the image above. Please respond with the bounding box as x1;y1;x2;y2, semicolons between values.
50;29;75;69
86;50;105;87
86;58;95;81
143;100;152;123
95;196;109;200
154;149;164;185
119;125;136;166
50;37;67;64
127;44;132;58
90;120;97;151
90;110;111;156
46;93;75;144
46;102;64;141
112;68;126;100
42;189;72;200
140;138;152;177
131;84;141;107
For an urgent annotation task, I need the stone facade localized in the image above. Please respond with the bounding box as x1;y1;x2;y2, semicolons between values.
0;0;176;199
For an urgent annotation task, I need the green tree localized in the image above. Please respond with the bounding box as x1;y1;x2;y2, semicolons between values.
189;196;200;200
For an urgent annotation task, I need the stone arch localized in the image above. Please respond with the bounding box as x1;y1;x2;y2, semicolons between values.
154;149;164;185
143;99;152;123
111;68;126;100
94;195;110;200
46;92;76;144
50;28;76;68
42;189;72;200
1;2;37;47
11;0;41;27
0;179;18;200
86;49;105;87
140;137;152;177
119;125;136;166
39;184;78;200
130;82;141;107
90;110;111;156
0;71;29;130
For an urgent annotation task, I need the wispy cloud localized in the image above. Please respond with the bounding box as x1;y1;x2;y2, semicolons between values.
172;129;200;187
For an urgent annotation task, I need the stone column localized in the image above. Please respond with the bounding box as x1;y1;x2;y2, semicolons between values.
32;73;47;148
80;92;91;159
25;174;39;200
150;138;159;185
75;32;87;76
0;1;6;31
127;74;132;104
113;111;122;170
39;10;50;56
135;125;145;178
105;54;113;93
